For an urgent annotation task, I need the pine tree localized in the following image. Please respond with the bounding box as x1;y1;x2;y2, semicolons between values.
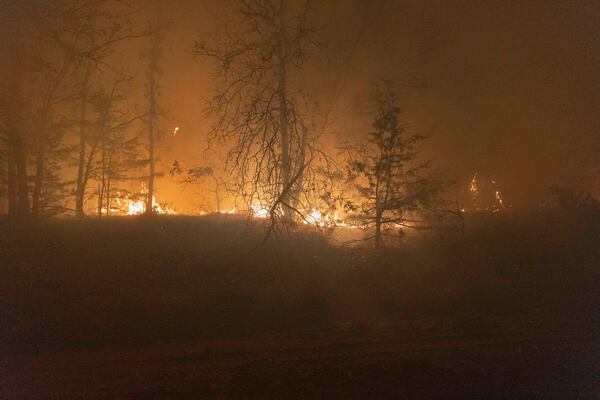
346;84;439;248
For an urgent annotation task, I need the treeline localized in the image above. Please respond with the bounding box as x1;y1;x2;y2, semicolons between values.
1;0;445;247
0;0;166;217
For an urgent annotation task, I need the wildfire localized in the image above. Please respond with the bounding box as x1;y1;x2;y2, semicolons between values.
304;209;339;226
120;183;177;215
125;198;177;215
307;209;324;224
126;195;176;215
248;201;268;218
248;201;347;227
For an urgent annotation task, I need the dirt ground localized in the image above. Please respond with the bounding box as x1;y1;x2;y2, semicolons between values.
2;328;598;399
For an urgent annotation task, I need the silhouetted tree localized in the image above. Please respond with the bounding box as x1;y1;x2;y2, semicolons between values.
345;84;439;248
71;1;149;217
87;76;143;217
143;0;168;215
192;0;322;223
0;2;33;217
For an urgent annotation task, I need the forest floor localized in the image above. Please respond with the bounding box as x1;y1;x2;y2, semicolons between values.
0;212;599;398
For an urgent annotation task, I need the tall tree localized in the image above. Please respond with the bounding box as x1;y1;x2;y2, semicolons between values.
143;0;167;215
0;2;33;217
88;76;142;217
71;1;148;217
29;3;82;216
192;0;320;222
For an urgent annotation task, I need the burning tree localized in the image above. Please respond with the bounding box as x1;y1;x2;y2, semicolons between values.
345;84;440;248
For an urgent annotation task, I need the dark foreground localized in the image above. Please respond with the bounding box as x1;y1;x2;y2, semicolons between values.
0;212;599;398
2;326;598;399
2;326;599;399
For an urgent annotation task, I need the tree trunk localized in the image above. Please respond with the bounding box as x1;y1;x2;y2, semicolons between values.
145;11;160;216
374;208;383;249
106;151;111;217
31;142;45;216
81;143;99;212
106;177;111;217
5;34;29;217
97;133;108;217
10;135;29;217
32;56;69;217
7;143;18;216
291;122;308;210
75;62;93;217
146;120;155;215
97;181;104;217
278;0;292;221
214;178;221;213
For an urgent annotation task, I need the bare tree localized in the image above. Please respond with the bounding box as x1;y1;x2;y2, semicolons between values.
192;0;321;223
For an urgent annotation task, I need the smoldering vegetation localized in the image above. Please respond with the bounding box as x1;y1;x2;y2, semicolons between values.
1;208;598;355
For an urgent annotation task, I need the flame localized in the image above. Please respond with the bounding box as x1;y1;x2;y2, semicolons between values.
123;183;176;215
303;209;341;226
127;201;145;215
252;208;269;218
126;195;176;215
304;209;325;225
249;201;269;218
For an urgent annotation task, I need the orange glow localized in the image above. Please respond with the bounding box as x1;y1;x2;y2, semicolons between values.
102;183;177;216
126;196;177;215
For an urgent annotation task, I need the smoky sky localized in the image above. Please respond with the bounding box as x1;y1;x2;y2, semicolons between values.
152;0;600;210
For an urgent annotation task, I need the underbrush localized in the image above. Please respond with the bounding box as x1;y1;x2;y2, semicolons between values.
0;210;598;354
